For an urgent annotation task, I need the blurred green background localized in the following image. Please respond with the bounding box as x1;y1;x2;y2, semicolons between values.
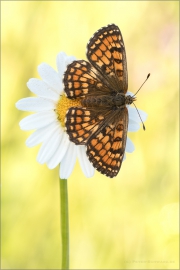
1;1;179;269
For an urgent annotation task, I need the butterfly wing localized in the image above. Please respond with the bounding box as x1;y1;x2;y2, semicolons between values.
63;24;128;99
87;107;128;178
87;24;128;93
63;60;110;99
65;106;110;145
65;106;128;178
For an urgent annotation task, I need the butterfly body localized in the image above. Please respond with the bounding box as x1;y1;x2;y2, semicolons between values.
64;24;134;178
81;93;135;108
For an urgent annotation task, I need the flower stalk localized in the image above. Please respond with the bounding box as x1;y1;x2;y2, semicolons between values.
60;178;69;269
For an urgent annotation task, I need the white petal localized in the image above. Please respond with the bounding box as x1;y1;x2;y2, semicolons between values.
47;132;70;169
19;111;57;130
16;97;56;112
60;142;77;179
27;78;59;101
128;120;140;132
128;107;147;123
37;125;62;164
56;52;76;81
77;145;95;178
26;122;58;147
125;137;135;153
123;153;126;161
56;52;67;76
137;109;148;122
126;91;134;96
38;63;63;94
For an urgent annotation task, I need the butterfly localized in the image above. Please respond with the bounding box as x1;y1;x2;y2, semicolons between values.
63;24;136;178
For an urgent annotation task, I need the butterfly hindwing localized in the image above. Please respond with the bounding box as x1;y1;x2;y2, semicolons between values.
65;106;108;145
63;60;110;99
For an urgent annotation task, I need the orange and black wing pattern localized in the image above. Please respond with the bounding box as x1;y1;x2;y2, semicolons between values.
65;105;128;178
63;60;110;99
65;106;109;145
87;108;128;177
87;24;128;93
64;24;129;178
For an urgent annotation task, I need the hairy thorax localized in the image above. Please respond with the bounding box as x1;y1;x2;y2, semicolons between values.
81;93;136;108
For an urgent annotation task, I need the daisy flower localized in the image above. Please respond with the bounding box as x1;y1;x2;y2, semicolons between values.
15;52;94;179
15;52;147;179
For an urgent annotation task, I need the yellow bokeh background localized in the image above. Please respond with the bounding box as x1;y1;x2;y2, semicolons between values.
1;1;179;269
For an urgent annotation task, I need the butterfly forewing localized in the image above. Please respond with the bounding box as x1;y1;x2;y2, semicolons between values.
87;107;128;178
86;24;128;93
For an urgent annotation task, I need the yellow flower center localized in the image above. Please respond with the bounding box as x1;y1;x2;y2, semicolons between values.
55;94;81;127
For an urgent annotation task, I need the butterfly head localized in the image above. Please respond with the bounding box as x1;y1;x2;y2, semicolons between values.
125;95;136;105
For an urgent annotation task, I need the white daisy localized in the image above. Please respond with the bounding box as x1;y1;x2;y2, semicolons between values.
15;52;94;179
16;52;147;179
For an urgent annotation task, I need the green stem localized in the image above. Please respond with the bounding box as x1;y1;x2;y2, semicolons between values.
60;178;69;269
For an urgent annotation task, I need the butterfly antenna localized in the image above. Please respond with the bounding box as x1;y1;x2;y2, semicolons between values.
133;73;150;97
133;102;146;131
131;73;150;130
